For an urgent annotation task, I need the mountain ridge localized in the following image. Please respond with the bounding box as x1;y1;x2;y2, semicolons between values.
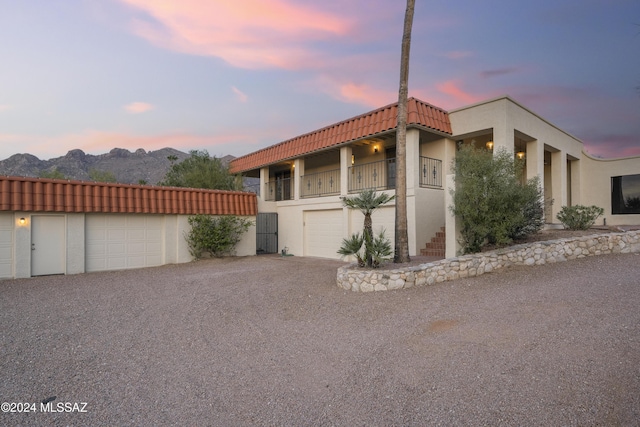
0;148;236;185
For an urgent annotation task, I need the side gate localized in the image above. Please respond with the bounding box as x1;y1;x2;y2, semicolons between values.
256;213;278;254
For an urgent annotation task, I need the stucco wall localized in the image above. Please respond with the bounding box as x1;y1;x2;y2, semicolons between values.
0;213;14;278
579;153;640;226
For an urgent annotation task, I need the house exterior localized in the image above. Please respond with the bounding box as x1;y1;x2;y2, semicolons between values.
229;95;640;259
0;176;257;279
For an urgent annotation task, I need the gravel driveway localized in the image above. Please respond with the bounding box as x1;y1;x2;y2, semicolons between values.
1;253;639;426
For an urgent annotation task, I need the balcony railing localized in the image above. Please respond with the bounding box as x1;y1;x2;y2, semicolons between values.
300;169;340;198
264;178;293;201
349;158;395;193
419;156;442;188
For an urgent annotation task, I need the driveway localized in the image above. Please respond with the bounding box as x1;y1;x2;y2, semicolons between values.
1;253;639;426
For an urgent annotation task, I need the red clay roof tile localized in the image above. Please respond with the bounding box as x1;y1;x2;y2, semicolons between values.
0;176;257;216
229;97;452;174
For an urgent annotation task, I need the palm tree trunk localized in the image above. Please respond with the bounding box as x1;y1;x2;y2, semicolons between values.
394;0;414;263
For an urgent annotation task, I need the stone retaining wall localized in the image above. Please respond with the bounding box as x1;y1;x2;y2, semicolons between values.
337;231;640;292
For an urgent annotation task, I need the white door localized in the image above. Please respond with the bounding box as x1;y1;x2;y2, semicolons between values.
86;214;163;272
31;215;66;276
304;209;344;259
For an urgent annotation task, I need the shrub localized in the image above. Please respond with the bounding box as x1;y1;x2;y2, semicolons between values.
337;228;393;268
450;146;546;254
185;214;253;258
556;205;604;230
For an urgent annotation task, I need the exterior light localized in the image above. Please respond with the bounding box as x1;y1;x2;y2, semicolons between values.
516;151;526;160
19;217;26;225
486;141;494;150
351;154;355;165
374;145;379;153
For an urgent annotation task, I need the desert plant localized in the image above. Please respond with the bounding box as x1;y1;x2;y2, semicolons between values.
339;189;395;268
185;214;253;258
337;232;366;267
556;205;604;230
450;145;546;254
367;229;394;268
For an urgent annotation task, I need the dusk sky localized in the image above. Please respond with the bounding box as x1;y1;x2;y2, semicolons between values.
1;0;639;161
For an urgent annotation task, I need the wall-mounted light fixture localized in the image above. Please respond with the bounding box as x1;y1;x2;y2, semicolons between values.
351;154;355;165
516;151;526;160
486;141;494;150
373;145;379;153
19;217;26;225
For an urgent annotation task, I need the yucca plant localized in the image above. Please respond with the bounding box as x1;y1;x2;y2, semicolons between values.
337;232;366;267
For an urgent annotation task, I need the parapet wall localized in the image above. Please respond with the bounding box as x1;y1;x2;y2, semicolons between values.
337;231;640;292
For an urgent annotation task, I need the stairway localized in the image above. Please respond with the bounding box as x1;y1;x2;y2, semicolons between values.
420;226;446;258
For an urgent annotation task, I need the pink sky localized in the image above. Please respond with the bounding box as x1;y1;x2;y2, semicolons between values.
0;0;638;161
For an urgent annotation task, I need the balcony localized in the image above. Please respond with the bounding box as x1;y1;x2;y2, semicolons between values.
264;178;293;201
419;156;442;188
300;169;340;198
349;158;395;193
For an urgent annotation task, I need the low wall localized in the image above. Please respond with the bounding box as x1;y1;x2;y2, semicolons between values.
337;231;640;292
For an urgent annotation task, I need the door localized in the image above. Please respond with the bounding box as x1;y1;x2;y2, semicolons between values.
31;215;66;276
256;213;278;254
304;209;344;259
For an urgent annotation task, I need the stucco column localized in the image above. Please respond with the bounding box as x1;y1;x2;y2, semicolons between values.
551;150;567;221
340;146;352;197
526;140;544;182
492;120;514;156
444;174;459;258
406;128;420;194
293;158;303;200
259;167;269;202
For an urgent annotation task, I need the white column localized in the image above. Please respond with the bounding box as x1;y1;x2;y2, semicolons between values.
526;140;544;182
293;158;303;200
340;146;352;197
551;151;567;221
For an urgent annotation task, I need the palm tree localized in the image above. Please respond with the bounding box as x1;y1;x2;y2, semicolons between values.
394;0;415;263
341;189;395;266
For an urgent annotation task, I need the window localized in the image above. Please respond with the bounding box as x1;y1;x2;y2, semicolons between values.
612;174;640;214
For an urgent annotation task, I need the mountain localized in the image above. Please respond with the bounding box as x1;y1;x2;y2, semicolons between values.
0;148;198;185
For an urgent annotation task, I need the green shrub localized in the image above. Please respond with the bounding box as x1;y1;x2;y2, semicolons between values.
337;228;393;268
185;214;253;258
556;205;604;230
450;146;546;254
337;232;366;267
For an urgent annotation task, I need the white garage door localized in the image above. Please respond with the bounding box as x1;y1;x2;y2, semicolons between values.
86;214;163;272
304;209;344;259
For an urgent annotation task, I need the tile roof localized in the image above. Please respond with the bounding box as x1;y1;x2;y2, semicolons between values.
229;97;452;173
0;176;257;216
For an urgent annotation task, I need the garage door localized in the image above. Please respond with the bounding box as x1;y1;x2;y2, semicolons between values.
86;214;163;272
304;209;344;259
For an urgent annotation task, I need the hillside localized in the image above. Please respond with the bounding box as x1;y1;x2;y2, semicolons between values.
0;148;199;185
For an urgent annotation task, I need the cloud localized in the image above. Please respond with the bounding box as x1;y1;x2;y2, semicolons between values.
480;67;521;79
435;80;485;106
124;102;155;114
0;104;12;112
118;0;351;70
231;86;248;103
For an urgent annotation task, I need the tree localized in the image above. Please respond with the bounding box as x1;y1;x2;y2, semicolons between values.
450;146;545;254
39;168;66;180
394;0;415;264
340;189;395;268
89;168;117;183
159;150;242;190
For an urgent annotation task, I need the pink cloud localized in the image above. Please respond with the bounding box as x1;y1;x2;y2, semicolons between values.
231;86;248;103
124;102;155;114
118;0;351;70
435;80;485;106
337;82;396;108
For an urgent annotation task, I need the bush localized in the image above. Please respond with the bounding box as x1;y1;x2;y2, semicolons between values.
556;205;604;230
185;214;253;258
450;146;546;254
337;228;392;268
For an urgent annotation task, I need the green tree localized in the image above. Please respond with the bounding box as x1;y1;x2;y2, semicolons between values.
185;214;253;258
89;168;117;183
394;0;415;264
340;189;395;268
39;168;67;180
450;146;545;254
159;150;242;190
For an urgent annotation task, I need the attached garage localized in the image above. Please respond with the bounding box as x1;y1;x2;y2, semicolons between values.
0;176;257;279
304;209;344;259
86;214;164;272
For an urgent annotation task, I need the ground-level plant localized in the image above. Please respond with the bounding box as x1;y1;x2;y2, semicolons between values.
338;189;395;268
185;214;253;259
556;205;604;230
450;145;545;254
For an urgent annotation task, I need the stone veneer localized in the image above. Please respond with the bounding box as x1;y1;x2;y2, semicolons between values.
337;230;640;292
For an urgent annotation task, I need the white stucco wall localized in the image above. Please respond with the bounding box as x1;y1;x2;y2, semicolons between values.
579;153;640;226
0;213;14;279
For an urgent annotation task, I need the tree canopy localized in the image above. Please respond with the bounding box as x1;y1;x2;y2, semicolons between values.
159;150;243;191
